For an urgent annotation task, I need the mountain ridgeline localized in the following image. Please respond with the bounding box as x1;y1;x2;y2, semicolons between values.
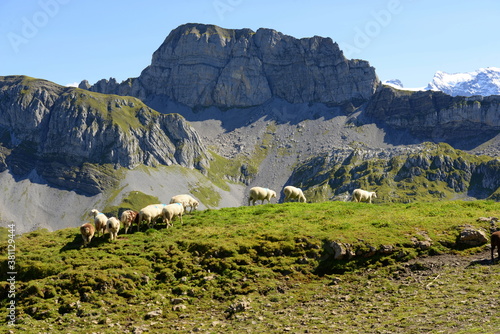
1;23;500;233
0;75;210;195
82;23;500;148
80;23;379;108
426;67;500;97
365;86;500;148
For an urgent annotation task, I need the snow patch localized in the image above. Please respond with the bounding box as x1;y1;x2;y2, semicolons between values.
426;67;500;96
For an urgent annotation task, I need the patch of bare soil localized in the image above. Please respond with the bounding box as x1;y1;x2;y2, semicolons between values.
407;248;492;272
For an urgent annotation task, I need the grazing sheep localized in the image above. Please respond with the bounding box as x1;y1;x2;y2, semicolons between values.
80;223;95;247
352;189;377;204
170;194;199;213
138;204;166;230
106;217;120;242
491;231;500;263
283;186;307;203
90;209;108;236
162;203;185;228
248;187;277;206
120;210;138;234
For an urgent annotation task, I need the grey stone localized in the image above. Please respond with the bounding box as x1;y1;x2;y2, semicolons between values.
0;76;210;195
457;226;488;246
83;23;380;108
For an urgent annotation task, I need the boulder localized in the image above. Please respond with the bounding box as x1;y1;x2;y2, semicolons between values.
456;226;488;246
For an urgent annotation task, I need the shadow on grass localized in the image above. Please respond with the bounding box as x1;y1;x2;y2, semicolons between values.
59;233;113;252
466;258;495;267
58;223;171;252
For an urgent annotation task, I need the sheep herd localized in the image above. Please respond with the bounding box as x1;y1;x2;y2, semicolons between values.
79;186;376;247
80;194;199;247
79;185;500;265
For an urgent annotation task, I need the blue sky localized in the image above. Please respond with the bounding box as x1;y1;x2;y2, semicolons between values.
1;0;499;88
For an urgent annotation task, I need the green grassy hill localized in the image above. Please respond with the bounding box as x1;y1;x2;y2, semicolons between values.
293;143;500;203
1;200;500;333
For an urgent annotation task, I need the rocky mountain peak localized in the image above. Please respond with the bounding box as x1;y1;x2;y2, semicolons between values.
426;67;500;96
0;76;211;195
81;23;380;109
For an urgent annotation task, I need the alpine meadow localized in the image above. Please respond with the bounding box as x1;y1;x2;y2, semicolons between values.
1;23;500;333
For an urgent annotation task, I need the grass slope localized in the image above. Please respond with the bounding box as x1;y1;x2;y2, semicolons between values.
1;200;500;333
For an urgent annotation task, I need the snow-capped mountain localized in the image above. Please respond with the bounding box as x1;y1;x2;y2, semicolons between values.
383;79;404;88
426;67;500;96
383;79;426;92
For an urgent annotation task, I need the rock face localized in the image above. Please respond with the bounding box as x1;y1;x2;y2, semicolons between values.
365;86;500;145
80;24;499;154
0;75;210;195
288;143;500;202
82;23;380;108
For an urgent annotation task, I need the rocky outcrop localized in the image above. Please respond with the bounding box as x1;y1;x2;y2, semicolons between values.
288;143;500;202
78;24;499;154
365;86;500;144
79;78;134;97
81;23;380;108
456;225;489;247
0;75;211;195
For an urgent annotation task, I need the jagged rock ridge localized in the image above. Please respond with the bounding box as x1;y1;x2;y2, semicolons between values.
80;24;500;154
81;23;380;108
0;75;211;195
365;86;500;149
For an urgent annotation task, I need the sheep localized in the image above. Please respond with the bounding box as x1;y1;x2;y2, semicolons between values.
283;186;307;203
248;187;277;206
90;209;108;236
351;189;377;204
120;210;138;234
170;194;199;213
137;204;167;230
105;217;119;240
162;203;185;228
80;223;95;247
106;217;120;242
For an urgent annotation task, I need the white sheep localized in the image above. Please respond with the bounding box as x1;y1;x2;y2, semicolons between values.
283;186;307;203
138;204;166;230
352;189;377;203
80;223;95;247
106;217;120;242
170;194;199;213
162;203;185;228
120;210;138;234
90;209;108;236
248;187;277;206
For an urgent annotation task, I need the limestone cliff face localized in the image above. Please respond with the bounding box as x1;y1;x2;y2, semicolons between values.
365;86;500;141
82;23;380;108
0;76;210;195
